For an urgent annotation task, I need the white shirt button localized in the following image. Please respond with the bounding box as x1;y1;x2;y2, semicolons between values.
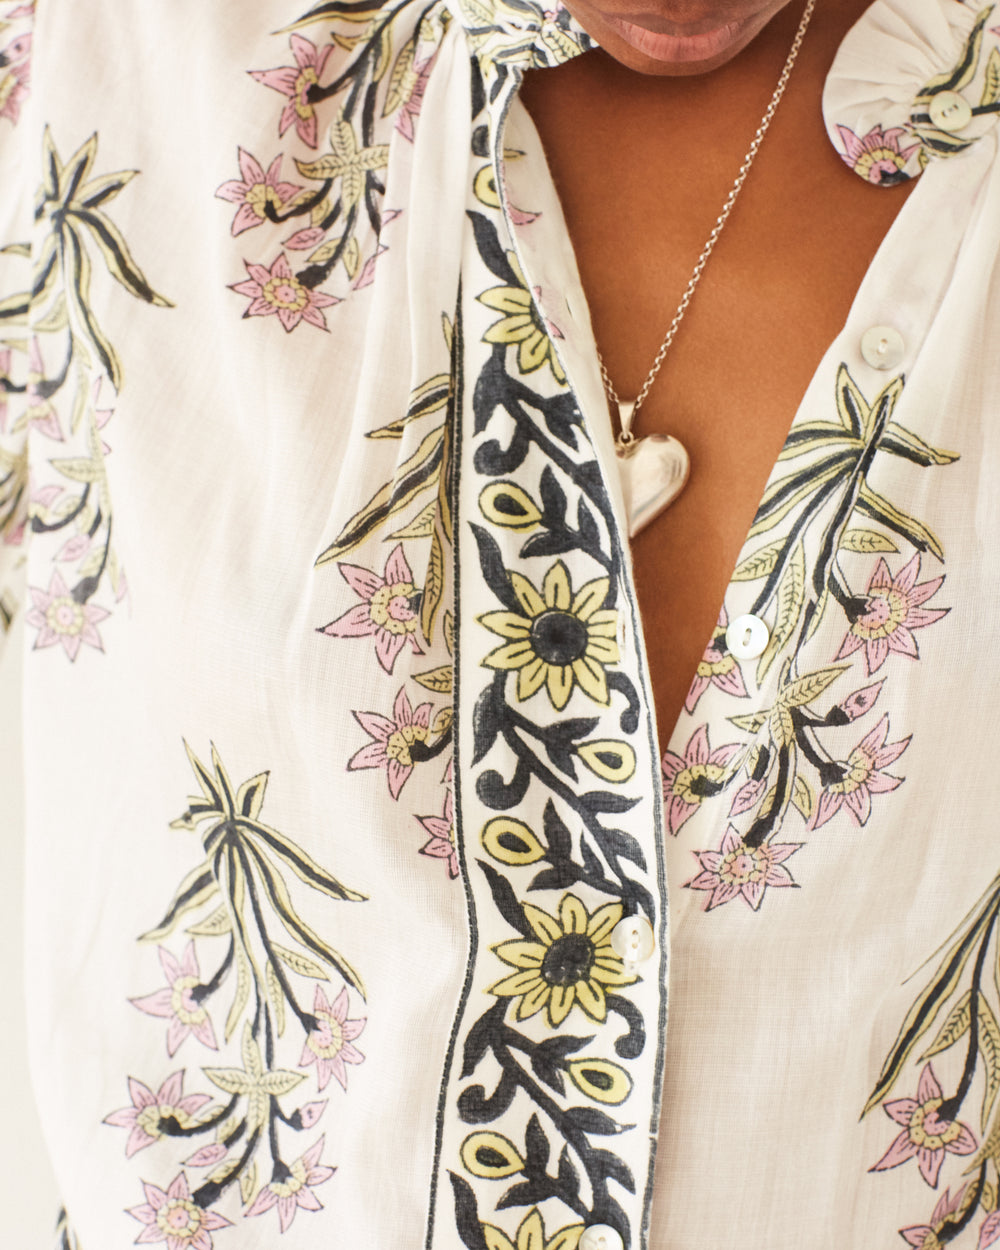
860;325;905;371
610;915;655;966
725;613;769;661
928;89;973;134
580;1226;625;1250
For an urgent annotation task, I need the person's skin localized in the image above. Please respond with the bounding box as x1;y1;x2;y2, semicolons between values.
558;0;805;76
519;0;915;741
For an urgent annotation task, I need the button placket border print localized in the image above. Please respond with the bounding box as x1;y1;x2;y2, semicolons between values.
429;63;667;1250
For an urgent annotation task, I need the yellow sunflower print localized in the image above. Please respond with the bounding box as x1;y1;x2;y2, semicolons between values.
479;561;619;710
479;253;567;384
488;893;636;1028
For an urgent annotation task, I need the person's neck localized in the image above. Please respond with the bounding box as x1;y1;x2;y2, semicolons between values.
518;0;915;738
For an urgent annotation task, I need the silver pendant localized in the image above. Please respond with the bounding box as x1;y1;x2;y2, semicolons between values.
615;433;690;538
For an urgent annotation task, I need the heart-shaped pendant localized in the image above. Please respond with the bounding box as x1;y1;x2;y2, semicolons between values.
615;433;690;538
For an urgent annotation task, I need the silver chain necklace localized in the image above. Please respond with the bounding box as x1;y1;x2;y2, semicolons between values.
600;0;817;467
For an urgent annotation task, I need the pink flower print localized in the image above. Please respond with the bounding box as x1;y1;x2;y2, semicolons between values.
870;1062;977;1188
0;32;31;126
836;554;947;676
56;533;92;564
299;985;365;1092
980;1206;1000;1250
837;679;884;722
245;1135;335;1233
685;607;749;715
127;1171;232;1250
130;943;219;1057
836;123;919;185
184;1143;228;1169
90;373;115;454
230;253;339;333
686;825;800;911
728;776;765;819
298;1099;328;1128
26;336;63;441
812;713;909;829
215;149;304;237
533;284;564;343
283;226;327;251
661;724;740;837
417;786;458;878
899;1186;967;1248
508;202;540;227
319;544;422;673
18;483;62;550
348;686;433;799
25;571;109;660
104;1073;211;1158
351;243;389;291
395;55;435;143
249;35;334;149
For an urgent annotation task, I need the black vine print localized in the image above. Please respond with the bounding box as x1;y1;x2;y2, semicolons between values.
197;1;973;1247
106;745;367;1242
219;0;451;333
226;2;462;881
657;366;959;913
437;143;662;1243
0;128;172;658
863;877;1000;1247
54;1206;82;1250
246;7;646;1241
0;2;32;131
835;4;1000;185
317;324;458;871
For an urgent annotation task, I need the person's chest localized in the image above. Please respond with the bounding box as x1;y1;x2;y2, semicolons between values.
519;3;914;741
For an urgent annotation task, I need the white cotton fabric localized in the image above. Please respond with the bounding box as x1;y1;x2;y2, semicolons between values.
4;1;1000;1248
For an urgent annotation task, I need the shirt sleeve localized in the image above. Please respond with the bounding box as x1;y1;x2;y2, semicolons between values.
0;6;64;1246
0;0;37;642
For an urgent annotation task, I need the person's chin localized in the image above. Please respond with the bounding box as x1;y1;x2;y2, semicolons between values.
569;5;775;75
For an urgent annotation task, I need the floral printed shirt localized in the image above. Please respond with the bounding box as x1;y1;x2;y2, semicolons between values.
3;1;1000;1248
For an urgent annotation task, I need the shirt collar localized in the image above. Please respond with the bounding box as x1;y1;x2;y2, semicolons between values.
446;0;595;70
446;0;1000;181
824;0;1000;184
